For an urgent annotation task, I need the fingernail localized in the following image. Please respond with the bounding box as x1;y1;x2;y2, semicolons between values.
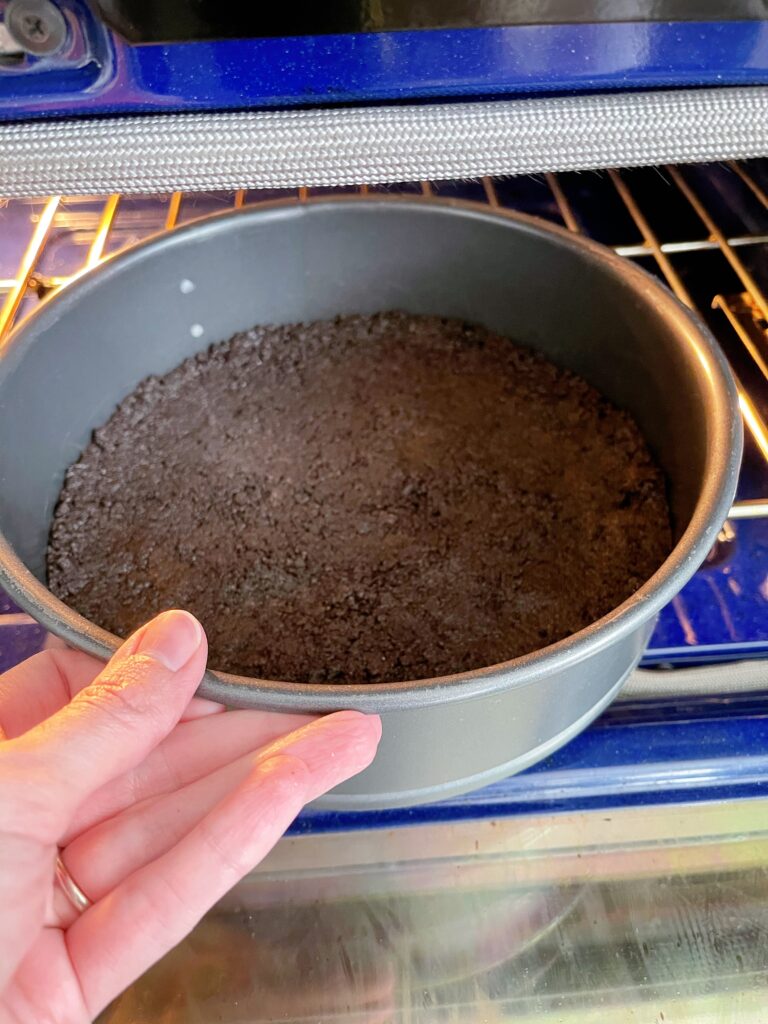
137;610;203;671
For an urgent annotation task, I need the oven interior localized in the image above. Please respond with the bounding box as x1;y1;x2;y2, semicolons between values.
1;162;768;1021
1;161;767;816
2;164;767;665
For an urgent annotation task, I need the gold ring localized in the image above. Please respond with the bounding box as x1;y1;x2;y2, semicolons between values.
55;853;92;914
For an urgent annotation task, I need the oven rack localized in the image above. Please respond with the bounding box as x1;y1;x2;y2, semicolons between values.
1;162;767;667
3;165;768;485
2;164;768;828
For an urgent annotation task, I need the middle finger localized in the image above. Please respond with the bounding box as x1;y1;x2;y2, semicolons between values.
61;708;314;843
54;712;379;924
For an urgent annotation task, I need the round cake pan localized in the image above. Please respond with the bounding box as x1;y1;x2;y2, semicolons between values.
0;197;741;808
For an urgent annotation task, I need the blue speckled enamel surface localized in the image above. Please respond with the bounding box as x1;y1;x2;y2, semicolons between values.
647;518;768;664
2;9;768;119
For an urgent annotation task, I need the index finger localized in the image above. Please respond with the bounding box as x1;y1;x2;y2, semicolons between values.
0;642;221;742
7;610;207;837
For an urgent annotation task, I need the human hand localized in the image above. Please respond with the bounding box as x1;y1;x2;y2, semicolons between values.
0;610;381;1023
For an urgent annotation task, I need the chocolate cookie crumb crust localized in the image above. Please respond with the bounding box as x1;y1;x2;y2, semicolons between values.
47;313;672;684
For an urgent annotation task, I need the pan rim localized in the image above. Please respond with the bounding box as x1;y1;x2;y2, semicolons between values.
0;194;742;711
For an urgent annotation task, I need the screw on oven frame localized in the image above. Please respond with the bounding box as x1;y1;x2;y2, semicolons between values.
4;0;67;56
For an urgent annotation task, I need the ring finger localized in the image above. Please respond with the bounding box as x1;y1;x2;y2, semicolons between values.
52;711;379;928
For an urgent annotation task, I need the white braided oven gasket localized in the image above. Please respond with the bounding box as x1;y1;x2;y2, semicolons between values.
0;87;767;196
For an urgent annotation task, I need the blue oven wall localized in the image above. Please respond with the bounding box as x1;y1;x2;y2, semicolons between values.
2;10;768;119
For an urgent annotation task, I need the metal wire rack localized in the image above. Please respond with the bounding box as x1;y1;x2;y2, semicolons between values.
1;162;767;665
1;164;767;526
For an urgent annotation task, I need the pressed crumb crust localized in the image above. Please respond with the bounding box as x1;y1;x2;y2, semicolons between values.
47;313;672;684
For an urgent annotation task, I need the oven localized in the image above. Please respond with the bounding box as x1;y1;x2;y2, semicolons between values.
2;3;768;1021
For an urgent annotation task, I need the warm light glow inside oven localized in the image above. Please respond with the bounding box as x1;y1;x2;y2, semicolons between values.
1;167;768;527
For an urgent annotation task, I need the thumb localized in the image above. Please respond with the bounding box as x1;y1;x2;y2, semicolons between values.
6;610;207;842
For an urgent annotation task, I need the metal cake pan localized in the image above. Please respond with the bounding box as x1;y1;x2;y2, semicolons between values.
0;198;741;808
